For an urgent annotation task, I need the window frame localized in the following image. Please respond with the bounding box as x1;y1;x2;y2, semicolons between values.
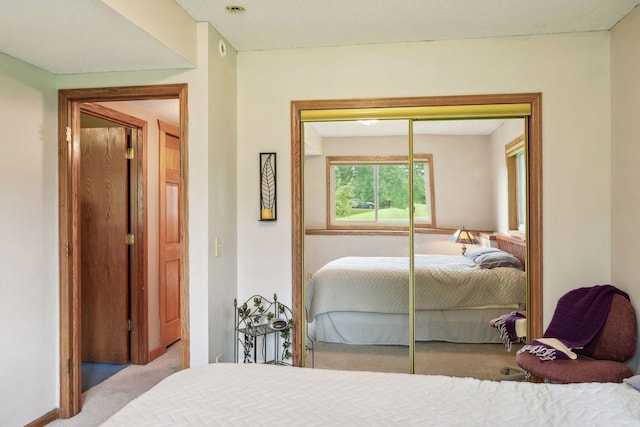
325;154;436;230
505;134;526;232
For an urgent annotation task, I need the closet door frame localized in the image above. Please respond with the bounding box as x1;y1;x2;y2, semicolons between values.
291;93;542;370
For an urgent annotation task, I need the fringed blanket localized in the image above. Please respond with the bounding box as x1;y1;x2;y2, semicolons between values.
490;311;526;352
517;284;629;362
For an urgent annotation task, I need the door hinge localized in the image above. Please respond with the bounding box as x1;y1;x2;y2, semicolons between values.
65;126;71;143
126;234;135;245
65;242;73;257
127;319;134;332
125;147;135;159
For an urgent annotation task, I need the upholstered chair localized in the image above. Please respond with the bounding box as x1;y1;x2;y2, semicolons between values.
516;293;636;383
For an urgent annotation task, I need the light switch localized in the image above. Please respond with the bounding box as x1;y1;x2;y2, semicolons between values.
215;237;222;257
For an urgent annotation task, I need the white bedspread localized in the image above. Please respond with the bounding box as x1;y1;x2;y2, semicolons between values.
102;364;640;426
306;255;525;320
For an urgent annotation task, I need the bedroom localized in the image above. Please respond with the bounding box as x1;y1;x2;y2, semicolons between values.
3;1;640;425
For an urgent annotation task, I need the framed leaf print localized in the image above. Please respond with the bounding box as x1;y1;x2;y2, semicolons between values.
260;152;277;221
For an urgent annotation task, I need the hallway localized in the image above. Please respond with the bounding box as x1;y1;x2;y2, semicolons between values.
49;343;180;426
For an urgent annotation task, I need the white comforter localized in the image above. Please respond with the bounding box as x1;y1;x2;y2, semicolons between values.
306;255;526;319
102;364;640;426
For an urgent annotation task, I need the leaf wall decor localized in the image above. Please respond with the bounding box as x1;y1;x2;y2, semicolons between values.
260;153;277;220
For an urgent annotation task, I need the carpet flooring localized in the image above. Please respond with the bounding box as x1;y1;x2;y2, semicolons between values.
49;343;181;426
307;341;525;381
81;362;130;392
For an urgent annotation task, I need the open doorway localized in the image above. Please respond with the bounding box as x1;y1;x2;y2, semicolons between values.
58;84;190;418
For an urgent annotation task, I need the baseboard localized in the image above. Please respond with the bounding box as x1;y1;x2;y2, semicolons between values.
149;345;166;362
25;408;59;427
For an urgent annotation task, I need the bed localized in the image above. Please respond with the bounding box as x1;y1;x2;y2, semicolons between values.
306;235;526;345
101;363;640;426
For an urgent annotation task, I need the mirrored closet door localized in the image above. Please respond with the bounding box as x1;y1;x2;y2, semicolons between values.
293;95;542;378
303;119;411;373
410;118;528;378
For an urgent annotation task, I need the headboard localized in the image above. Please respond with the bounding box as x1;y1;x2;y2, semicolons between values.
496;234;526;270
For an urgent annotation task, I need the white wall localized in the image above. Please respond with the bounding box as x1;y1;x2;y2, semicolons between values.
0;53;58;426
2;21;237;424
611;6;640;372
55;16;239;384
207;28;238;364
237;32;612;334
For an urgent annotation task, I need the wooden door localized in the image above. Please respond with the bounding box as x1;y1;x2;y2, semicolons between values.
80;127;129;364
159;121;181;347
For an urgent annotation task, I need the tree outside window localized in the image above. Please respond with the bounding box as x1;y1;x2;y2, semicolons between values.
328;155;434;228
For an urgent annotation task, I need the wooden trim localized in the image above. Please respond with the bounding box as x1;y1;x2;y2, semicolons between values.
58;84;190;419
290;101;304;367
496;234;526;269
478;232;497;241
326;155;433;163
506;155;518;230
505;134;525;156
526;93;543;341
505;134;525;231
81;102;145;128
148;345;167;362
25;408;60;427
129;126;148;365
305;228;477;236
58;91;81;418
158;119;180;135
80;103;149;366
291;93;543;368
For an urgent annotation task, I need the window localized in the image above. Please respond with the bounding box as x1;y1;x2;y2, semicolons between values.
505;135;526;232
327;155;435;228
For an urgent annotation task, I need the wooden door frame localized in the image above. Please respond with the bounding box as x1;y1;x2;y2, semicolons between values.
290;93;542;367
80;102;149;365
58;84;190;418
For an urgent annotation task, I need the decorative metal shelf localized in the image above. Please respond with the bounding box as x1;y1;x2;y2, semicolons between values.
234;293;293;365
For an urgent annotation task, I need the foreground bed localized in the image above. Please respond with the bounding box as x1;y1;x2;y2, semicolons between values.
101;364;640;426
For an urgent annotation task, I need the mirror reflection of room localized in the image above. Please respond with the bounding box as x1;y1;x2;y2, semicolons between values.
303;117;527;379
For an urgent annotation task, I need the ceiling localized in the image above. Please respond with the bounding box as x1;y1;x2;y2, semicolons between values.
0;0;638;74
177;0;640;52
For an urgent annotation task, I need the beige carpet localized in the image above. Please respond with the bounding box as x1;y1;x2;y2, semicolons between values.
308;341;525;380
48;342;181;426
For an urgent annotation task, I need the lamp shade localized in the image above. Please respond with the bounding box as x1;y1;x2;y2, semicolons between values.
449;227;479;245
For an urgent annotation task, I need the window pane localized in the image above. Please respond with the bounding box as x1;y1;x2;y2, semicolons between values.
334;165;375;221
378;164;410;221
330;157;434;227
414;162;430;222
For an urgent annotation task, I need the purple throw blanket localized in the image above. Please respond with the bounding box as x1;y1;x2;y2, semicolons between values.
518;284;629;361
490;311;526;352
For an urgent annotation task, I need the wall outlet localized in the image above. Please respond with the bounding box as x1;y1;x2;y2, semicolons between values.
306;272;313;281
